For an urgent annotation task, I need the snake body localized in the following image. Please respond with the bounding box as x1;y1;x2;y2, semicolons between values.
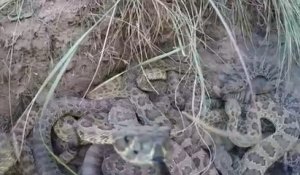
1;56;293;175
70;60;219;174
32;64;172;175
214;58;300;174
32;97;114;175
142;57;300;175
80;144;113;175
216;57;282;101
0;111;38;175
0;132;15;175
229;97;299;174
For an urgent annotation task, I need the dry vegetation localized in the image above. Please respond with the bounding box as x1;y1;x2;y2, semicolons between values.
1;0;299;116
0;0;300;174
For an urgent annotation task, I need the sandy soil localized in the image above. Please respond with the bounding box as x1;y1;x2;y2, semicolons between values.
0;1;297;174
0;0;129;119
1;0;287;119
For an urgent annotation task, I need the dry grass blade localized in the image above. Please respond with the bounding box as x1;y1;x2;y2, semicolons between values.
275;0;300;75
0;0;11;7
12;2;121;175
182;111;230;137
87;47;184;98
7;0;300;174
207;0;255;103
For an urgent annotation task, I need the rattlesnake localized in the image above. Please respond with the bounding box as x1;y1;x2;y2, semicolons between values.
74;97;220;175
50;59;219;174
9;56;291;175
53;100;174;175
227;96;299;174
0;60;181;175
127;57;300;175
56;57;288;174
183;94;299;175
208;58;300;174
31;96;171;175
0;111;38;175
87;59;190;109
215;57;282;101
31;60;179;175
69;60;221;175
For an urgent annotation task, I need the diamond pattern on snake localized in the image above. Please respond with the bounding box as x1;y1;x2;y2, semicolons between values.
31;59;178;175
88;59;191;110
229;97;299;175
267;83;300;173
0;111;38;175
67;59;220;174
74;98;220;175
215;57;282;103
140;57;300;175
31;96;171;175
208;58;300;175
2;56;293;175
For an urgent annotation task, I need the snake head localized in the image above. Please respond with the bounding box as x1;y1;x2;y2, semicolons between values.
112;125;171;165
215;72;247;95
224;98;242;118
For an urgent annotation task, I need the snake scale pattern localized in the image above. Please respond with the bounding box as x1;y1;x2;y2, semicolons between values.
0;111;38;175
0;56;299;175
214;58;300;174
31;95;171;175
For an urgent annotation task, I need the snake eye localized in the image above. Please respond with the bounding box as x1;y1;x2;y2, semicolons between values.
133;150;138;154
124;136;130;144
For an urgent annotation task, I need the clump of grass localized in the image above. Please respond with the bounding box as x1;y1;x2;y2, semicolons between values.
14;3;120;175
9;0;300;174
215;0;300;75
0;0;31;21
35;1;215;174
273;0;300;76
0;0;12;11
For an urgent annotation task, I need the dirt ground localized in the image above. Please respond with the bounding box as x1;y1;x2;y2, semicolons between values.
0;0;298;174
0;0;129;119
0;0;288;119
